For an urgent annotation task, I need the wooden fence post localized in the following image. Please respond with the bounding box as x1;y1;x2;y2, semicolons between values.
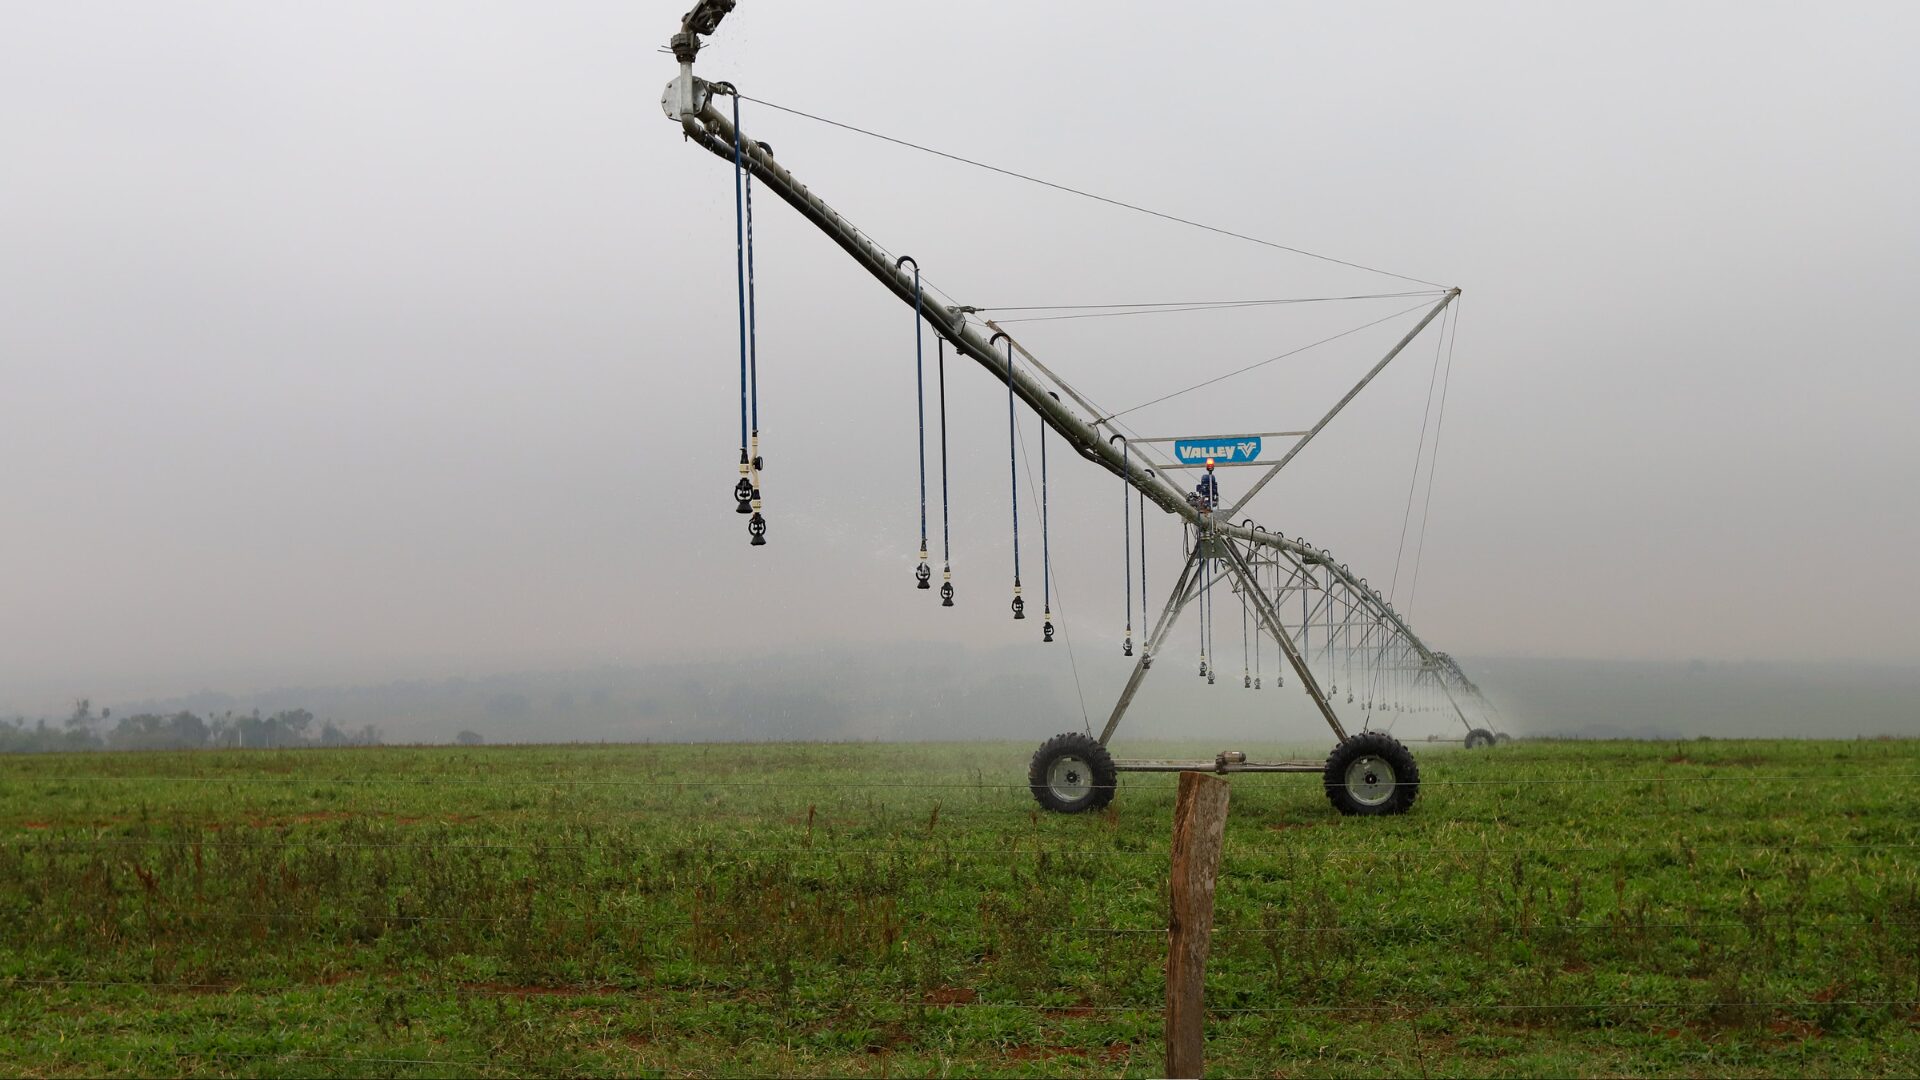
1165;770;1230;1079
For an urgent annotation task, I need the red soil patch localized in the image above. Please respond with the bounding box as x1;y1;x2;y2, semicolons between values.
460;982;617;998
923;986;977;1006
1768;1018;1822;1039
393;807;476;822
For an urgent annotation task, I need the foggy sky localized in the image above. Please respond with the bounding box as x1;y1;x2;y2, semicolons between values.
3;1;1918;713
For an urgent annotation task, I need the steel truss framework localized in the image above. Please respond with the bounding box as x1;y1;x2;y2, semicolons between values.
664;2;1505;798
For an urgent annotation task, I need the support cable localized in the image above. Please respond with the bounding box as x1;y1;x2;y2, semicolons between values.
972;291;1442;314
1102;300;1434;423
737;94;1447;289
1388;304;1452;604
990;293;1446;324
1407;300;1462;620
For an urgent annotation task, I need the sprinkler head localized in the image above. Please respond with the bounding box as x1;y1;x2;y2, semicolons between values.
915;561;931;590
734;476;754;513
747;511;767;546
939;580;954;607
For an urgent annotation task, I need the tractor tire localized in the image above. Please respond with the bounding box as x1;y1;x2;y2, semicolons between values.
1029;732;1118;814
1464;728;1496;749
1323;731;1420;816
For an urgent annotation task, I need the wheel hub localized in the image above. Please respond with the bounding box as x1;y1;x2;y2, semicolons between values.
1344;755;1396;806
1047;754;1092;800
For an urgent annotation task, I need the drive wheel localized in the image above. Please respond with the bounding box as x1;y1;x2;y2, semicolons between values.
1495;732;1513;745
1464;728;1496;749
1029;732;1118;814
1323;732;1420;816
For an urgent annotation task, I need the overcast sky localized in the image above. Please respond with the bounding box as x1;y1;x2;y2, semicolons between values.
2;1;1917;707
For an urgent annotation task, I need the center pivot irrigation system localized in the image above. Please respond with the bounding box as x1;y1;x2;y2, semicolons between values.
665;1;1509;816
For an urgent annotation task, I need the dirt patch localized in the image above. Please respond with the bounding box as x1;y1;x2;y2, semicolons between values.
923;986;977;1006
1767;1018;1822;1039
19;820;52;829
1267;818;1338;832
460;982;621;998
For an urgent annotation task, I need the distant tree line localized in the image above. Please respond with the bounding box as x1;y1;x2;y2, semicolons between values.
0;699;381;753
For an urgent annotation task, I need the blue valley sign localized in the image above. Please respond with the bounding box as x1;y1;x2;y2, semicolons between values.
1173;436;1263;465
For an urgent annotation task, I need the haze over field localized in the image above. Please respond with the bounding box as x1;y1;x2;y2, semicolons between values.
9;652;1907;747
3;2;1917;733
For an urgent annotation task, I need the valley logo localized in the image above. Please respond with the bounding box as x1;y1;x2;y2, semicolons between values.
1173;436;1263;465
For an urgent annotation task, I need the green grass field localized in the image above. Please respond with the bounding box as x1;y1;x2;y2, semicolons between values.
3;737;1918;1077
